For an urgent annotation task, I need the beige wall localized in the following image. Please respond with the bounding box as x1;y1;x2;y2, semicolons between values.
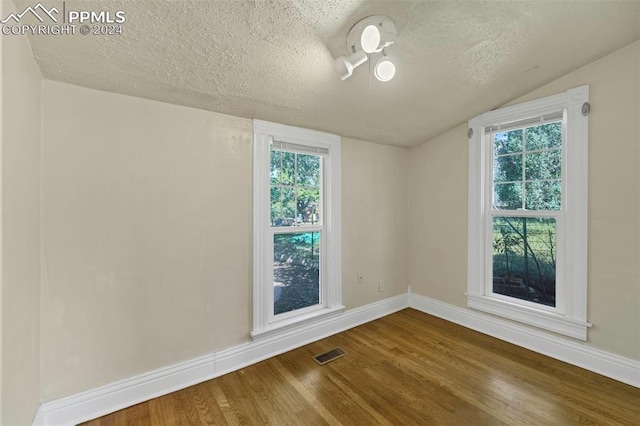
0;0;43;422
408;125;468;306
342;137;408;308
40;81;409;401
409;41;640;361
41;81;253;400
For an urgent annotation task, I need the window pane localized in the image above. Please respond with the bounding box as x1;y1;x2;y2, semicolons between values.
493;182;522;210
270;186;281;226
281;188;296;225
280;151;295;185
274;232;320;315
296;154;320;187
297;187;320;225
525;149;561;181
492;217;556;307
494;129;523;156
526;122;562;151
270;149;322;227
493;154;522;183
493;122;564;213
525;181;561;211
270;149;281;185
271;187;295;226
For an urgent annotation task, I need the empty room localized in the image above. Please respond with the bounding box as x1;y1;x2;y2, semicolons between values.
1;0;639;424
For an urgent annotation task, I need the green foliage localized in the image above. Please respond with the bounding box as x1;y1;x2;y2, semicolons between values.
493;123;562;211
493;217;556;306
270;149;321;226
273;232;320;263
526;123;562;150
273;232;320;315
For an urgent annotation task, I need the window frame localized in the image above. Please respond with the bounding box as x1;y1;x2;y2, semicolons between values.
467;86;591;340
252;120;343;338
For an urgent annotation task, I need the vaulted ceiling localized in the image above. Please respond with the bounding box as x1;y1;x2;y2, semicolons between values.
19;0;640;147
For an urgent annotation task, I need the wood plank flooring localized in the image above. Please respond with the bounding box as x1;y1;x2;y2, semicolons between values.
82;309;640;425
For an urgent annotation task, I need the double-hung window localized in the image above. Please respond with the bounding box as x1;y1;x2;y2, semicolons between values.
252;120;343;337
467;86;591;340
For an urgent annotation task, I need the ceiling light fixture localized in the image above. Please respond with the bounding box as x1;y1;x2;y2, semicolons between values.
334;15;398;82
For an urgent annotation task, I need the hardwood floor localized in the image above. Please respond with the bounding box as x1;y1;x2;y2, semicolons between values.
82;309;640;425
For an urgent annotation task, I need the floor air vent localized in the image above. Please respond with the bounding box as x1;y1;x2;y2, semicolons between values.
313;347;346;365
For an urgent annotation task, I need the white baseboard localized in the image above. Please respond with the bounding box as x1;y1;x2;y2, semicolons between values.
409;293;640;388
35;294;409;426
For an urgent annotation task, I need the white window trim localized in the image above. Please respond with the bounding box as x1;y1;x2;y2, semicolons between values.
252;120;343;338
467;86;591;340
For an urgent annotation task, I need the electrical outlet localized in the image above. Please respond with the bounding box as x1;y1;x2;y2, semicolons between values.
379;280;385;292
357;271;364;284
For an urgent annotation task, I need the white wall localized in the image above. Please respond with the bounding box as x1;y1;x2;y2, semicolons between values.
40;81;410;401
409;41;640;361
0;0;43;423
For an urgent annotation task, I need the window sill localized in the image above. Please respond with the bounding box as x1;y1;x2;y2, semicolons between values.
466;294;591;340
250;305;346;340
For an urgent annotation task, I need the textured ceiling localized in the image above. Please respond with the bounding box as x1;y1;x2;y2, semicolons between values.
18;0;640;147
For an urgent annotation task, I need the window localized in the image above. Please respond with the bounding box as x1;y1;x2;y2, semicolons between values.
252;120;343;337
467;86;591;340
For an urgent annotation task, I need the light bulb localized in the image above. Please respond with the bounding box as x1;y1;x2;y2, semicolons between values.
360;25;381;53
374;59;395;82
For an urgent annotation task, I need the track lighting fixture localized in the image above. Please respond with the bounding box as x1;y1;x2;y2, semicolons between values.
334;15;398;82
